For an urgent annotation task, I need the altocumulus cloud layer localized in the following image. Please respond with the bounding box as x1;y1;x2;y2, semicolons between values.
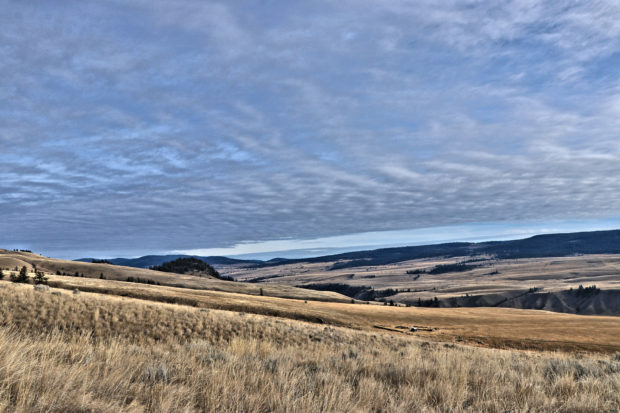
2;0;620;257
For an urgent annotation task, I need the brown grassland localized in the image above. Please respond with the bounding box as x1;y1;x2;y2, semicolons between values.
1;251;619;411
0;282;619;412
225;254;620;301
31;275;620;353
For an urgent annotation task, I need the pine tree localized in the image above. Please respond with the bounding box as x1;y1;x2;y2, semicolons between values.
12;266;29;283
33;271;48;285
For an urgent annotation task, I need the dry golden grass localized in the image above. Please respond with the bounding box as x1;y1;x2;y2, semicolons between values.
0;283;618;412
0;249;349;303
18;276;620;353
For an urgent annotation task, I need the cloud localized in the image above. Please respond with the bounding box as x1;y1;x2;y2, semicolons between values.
1;0;620;258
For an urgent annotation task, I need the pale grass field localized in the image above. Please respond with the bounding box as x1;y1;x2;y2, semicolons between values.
17;276;620;353
0;283;619;412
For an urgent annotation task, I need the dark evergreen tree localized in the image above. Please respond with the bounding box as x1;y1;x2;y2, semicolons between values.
11;266;29;283
150;258;225;279
33;271;48;285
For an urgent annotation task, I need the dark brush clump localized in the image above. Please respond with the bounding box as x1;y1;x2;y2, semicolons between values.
150;257;234;281
427;263;480;274
298;283;403;301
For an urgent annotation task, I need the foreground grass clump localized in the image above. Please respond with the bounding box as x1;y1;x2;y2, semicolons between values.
0;283;618;412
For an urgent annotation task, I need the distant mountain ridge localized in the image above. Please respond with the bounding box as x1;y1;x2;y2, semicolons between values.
78;229;620;270
258;229;620;269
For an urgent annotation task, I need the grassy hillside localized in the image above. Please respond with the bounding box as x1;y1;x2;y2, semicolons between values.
0;282;618;412
2;277;619;353
0;249;350;303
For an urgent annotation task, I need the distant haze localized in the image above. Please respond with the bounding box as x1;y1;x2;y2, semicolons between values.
2;1;620;259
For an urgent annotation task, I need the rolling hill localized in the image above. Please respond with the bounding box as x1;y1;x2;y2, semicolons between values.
0;249;350;303
2;281;618;412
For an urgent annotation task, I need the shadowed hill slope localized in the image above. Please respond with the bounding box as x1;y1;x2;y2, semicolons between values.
417;289;620;316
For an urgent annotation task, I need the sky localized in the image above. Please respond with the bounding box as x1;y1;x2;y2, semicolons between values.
2;0;620;259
